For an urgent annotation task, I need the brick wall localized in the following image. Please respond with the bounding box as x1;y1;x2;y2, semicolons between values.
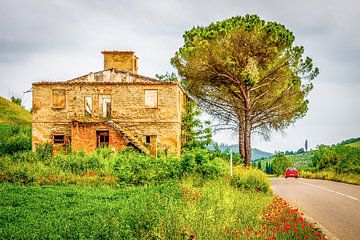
71;121;128;153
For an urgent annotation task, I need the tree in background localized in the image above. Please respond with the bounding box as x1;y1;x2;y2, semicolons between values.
257;161;262;170
172;14;318;166
272;153;292;176
10;96;23;107
305;139;308;152
155;72;178;82
181;100;212;150
296;148;305;154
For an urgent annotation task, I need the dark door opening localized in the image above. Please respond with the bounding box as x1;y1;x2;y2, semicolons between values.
97;130;109;148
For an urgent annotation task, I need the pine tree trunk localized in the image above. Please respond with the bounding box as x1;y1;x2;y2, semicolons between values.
238;122;245;160
244;110;252;166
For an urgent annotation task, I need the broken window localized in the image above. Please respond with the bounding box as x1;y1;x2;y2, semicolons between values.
84;96;93;117
101;98;111;118
144;89;158;108
97;130;109;148
53;134;65;144
52;89;65;109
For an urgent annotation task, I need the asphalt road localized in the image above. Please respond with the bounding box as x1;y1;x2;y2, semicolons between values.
270;178;360;240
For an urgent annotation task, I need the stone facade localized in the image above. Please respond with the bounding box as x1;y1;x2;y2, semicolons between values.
32;51;188;156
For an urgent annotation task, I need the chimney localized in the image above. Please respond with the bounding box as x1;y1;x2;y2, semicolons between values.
101;51;138;74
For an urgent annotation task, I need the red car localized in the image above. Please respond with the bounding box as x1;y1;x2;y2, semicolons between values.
285;168;299;178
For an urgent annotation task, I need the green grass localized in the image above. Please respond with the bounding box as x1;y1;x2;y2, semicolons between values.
347;140;360;148
300;170;360;185
0;179;273;239
0;96;31;126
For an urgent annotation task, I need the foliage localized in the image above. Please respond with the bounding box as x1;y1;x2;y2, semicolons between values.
231;166;270;193
296;147;305;154
272;153;292;176
10;96;23;107
300;170;360;185
155;72;178;82
310;144;360;174
182;100;212;150
0;147;226;186
0;125;32;156
340;137;360;145
172;14;319;165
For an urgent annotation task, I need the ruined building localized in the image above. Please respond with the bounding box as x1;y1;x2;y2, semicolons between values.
32;51;188;156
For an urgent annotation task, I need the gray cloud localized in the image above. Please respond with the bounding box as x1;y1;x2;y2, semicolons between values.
0;0;359;152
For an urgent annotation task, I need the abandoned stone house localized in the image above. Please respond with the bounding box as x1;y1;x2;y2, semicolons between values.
32;51;188;156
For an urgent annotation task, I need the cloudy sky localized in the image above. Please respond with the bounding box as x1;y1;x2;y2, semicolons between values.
1;0;359;153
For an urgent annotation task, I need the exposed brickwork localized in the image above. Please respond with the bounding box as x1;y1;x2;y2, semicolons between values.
71;121;128;153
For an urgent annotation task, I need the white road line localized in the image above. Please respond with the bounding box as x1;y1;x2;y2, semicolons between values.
295;180;359;202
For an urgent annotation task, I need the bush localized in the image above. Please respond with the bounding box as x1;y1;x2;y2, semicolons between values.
311;145;360;174
0;125;31;156
272;153;292;176
231;166;270;193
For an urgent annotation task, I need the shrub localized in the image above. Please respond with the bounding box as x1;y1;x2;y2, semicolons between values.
0;125;31;156
231;166;270;193
272;153;292;176
311;144;360;174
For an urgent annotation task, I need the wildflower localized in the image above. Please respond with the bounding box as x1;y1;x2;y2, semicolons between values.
189;232;196;239
293;228;298;233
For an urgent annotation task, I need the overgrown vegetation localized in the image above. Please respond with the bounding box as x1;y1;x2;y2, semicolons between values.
0;125;31;156
0;147;227;186
299;144;360;184
0;96;32;156
0;178;273;239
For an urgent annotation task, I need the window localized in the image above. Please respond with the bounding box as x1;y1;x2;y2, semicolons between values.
144;89;158;108
84;96;93;117
53;134;65;144
52;89;65;109
97;130;109;147
145;135;151;144
101;97;111;118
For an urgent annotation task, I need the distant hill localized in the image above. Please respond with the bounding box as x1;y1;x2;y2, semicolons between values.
213;144;273;160
340;137;360;148
347;141;360;148
0;96;31;126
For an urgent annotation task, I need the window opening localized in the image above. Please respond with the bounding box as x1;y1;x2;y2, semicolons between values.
97;130;109;147
53;134;65;144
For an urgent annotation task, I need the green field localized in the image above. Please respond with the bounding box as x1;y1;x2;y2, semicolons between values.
0;179;272;239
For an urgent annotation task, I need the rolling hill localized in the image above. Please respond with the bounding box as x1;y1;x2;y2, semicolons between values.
0;96;31;126
0;96;32;155
213;144;273;160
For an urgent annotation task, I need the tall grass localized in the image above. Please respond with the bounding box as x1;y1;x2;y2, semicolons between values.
300;170;360;185
0;178;273;239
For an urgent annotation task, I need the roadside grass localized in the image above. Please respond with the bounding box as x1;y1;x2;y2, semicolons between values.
300;170;360;185
0;179;273;239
